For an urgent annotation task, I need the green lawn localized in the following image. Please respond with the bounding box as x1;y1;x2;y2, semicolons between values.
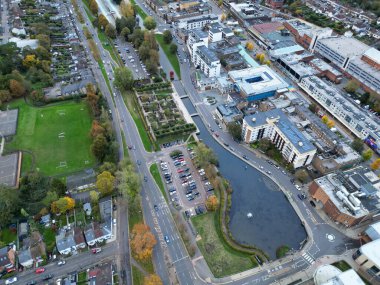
5;100;95;176
77;271;88;283
149;163;167;201
155;34;181;79
43;228;56;253
0;229;17;244
130;0;147;19
132;266;145;285
191;212;255;277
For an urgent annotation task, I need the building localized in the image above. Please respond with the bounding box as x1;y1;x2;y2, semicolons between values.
174;14;218;30
353;239;380;281
194;45;221;77
284;19;333;51
215;102;243;124
18;248;33;268
276;53;317;81
309;58;343;84
0;246;15;272
242;109;316;168
164;0;212;23
84;222;112;246
266;0;284;9
314;37;368;69
229;66;289;101
314;264;365;285
229;3;270;26
299;76;380;141
365;221;380;241
309;167;380;227
56;230;77;255
248;21;284;47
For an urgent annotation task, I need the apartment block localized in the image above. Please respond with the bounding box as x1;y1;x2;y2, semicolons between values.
242;109;316;168
175;14;218;30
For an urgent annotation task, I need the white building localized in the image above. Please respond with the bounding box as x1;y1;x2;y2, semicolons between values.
314;265;365;285
175;14;218;30
299;76;380;140
353;239;380;280
242;109;316;168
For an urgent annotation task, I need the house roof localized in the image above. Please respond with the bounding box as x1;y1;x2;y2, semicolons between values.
0;247;11;267
74;227;85;245
18;249;32;264
56;230;76;253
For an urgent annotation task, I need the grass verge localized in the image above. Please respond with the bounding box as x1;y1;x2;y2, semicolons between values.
149;163;167;201
77;271;87;283
155;34;181;79
132;266;145;285
276;245;290;258
130;0;147;19
192;212;255;277
5;100;95;176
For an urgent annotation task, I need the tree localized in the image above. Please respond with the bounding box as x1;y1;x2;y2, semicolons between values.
114;67;134;91
130;223;156;261
120;27;131;41
245;42;254;51
90;190;100;204
194;142;218;168
0;185;20;228
258;138;271;152
220;13;227;21
138;43;151;61
36;34;51;49
125;16;136;33
371;158;380;170
321;115;329;124
98;14;109;30
351;138;364;153
19;172;49;215
0;89;11;103
9;79;25;98
144;274;163;285
23;54;39;68
99;162;117;174
295;169;308;183
227;122;242;141
130;28;144;48
105;24;117;39
96;171;115;196
205;195;219;211
308;102;318;113
163;30;172;44
120;2;135;17
89;0;98;14
149;49;159;65
145;61;158;74
116;161;141;199
91;134;108;161
50;178;66;196
169;43;177;54
42;191;58;207
345;79;360;94
327;120;335;129
218;0;223;7
51;197;75;214
91;120;105;138
143;16;156;30
362;149;373;161
360;92;370;104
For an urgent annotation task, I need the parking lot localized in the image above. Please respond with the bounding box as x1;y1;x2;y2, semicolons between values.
158;145;214;215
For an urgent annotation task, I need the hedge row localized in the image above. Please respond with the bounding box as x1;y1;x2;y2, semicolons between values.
154;124;196;138
135;82;171;92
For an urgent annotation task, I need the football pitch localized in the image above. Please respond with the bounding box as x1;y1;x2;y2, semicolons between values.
6;100;96;176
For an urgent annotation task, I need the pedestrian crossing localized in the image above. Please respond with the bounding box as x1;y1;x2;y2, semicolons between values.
302;252;315;265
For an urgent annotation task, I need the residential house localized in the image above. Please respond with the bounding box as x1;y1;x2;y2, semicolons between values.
0;246;16;272
40;214;51;227
74;227;86;250
83;202;92;216
18;248;33;268
84;222;112;247
56;230;76;255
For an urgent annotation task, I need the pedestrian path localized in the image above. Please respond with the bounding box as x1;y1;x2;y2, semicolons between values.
302;252;315;265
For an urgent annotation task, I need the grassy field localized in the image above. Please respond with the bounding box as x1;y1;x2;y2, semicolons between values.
6;100;95;176
130;0;147;19
155;34;181;79
149;163;167;201
77;271;88;284
192;212;254;277
0;229;17;244
132;266;145;285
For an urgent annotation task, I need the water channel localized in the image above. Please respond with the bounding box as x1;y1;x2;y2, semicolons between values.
181;97;307;259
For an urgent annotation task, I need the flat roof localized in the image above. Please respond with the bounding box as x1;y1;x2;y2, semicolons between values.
365;221;380;240
364;48;380;65
317;37;368;58
0;153;19;187
335;269;365;285
197;45;219;63
251;21;283;34
360;239;380;267
229;66;288;96
348;55;380;82
244;109;315;153
310;58;342;76
0;109;18;136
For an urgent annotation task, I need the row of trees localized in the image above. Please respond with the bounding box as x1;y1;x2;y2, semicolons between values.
321;115;335;129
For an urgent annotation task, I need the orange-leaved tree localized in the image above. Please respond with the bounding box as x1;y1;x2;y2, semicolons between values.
130;223;156;261
144;274;162;285
206;195;219;211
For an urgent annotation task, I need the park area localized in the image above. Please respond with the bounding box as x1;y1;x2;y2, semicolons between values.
192;212;255;277
5;100;95;176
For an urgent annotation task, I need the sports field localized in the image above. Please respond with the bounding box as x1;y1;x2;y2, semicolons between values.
6;100;95;176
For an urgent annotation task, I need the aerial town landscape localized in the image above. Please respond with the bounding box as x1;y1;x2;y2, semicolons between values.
0;0;380;283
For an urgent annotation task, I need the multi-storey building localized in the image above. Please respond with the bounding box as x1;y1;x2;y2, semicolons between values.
242;109;316;168
174;14;218;30
299;76;380;140
353;239;380;281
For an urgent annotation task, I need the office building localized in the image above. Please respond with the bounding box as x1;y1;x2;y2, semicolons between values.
229;2;270;25
299;76;380;140
228;66;288;101
242;109;316;168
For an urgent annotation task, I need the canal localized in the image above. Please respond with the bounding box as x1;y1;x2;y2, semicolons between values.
182;98;307;259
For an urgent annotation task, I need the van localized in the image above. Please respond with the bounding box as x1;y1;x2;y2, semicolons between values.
128;56;133;59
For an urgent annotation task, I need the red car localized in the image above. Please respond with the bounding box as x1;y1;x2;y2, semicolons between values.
35;268;45;274
177;169;184;173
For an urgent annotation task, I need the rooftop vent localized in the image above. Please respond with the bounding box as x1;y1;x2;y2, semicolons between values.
298;141;304;146
251;117;256;122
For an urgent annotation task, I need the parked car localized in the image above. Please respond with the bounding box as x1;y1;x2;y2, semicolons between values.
5;277;18;285
26;281;36;285
154;204;159;212
92;248;102;254
164;236;170;243
42;274;54;281
35;267;45;274
57;260;66;266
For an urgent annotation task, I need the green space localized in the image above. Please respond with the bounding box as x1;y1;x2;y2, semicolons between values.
81;0;96;22
149;164;166;201
5;100;95;176
192;212;255;277
20;152;33;175
121;91;157;152
130;0;147;19
42;228;56;253
276;245;290;258
132;266;145;285
0;229;17;245
155;34;181;79
77;271;88;283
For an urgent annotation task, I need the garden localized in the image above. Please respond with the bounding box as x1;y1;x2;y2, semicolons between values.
135;87;196;143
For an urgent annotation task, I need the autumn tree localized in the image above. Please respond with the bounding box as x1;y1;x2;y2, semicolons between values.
9;79;26;97
90;120;105;138
371;158;380;170
206;195;219;211
120;2;135;17
345;79;359;94
90;190;100;204
96;171;115;196
362;149;373;161
51;197;75;214
321;115;329;124
98;14;109;30
23;54;39;68
91;134;108;161
245;41;254;51
105;24;117;39
218;0;223;6
144;274;162;285
130;223;156;261
220;13;227;21
327;120;335;129
89;0;98;14
143;16;156;30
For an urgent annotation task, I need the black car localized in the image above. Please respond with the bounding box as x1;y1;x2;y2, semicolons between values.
42;274;54;281
26;281;37;285
242;155;248;160
154;205;159;211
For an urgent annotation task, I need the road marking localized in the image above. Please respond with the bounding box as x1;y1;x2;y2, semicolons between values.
172;255;189;264
302;252;315;264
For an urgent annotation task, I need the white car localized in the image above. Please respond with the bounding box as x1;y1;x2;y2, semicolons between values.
295;185;301;191
57;260;66;266
113;218;116;225
5;277;17;285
